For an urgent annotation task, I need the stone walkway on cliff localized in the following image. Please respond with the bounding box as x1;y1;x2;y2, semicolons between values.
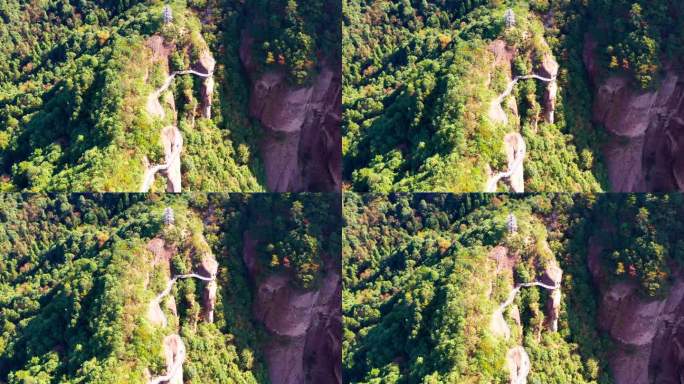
147;270;216;384
485;132;527;193
146;225;219;384
485;73;556;193
488;241;563;384
141;67;213;193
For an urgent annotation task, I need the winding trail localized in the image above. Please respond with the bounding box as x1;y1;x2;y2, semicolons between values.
148;335;186;384
485;132;527;192
140;69;213;193
495;280;559;316
494;74;555;106
494;280;560;384
485;74;556;193
147;272;215;384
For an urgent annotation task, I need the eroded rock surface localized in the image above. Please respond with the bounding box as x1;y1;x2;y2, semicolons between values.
240;35;341;192
148;334;185;384
588;239;684;383
146;238;175;327
197;243;219;323
195;50;216;119
506;346;530;384
244;231;342;384
584;36;684;192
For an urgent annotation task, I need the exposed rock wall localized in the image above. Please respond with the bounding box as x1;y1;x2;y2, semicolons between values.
195;50;216;119
506;346;530;384
584;36;684;192
199;252;219;323
240;35;341;192
145;233;218;384
588;240;684;383
539;53;559;124
243;231;342;384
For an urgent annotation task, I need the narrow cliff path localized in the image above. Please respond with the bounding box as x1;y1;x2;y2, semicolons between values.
494;279;560;384
147;272;216;384
485;132;527;192
485;74;556;192
495;280;559;316
494;74;555;106
140;69;213;193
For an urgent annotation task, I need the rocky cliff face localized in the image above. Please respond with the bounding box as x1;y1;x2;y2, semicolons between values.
588;240;684;383
584;37;684;192
239;35;341;192
243;232;342;384
199;250;219;323
488;244;563;384
194;50;216;119
487;39;559;127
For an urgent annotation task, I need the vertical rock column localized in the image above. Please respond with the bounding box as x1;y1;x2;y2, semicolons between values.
203;280;217;323
541;262;563;332
163;334;186;384
506;346;530;384
540;53;559;124
199;254;219;323
197;51;216;119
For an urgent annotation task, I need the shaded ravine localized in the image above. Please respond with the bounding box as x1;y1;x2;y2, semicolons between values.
141;69;213;193
485;74;556;192
147;272;215;384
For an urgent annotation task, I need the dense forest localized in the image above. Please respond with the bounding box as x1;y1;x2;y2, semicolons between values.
343;192;684;383
0;193;341;383
342;0;684;192
0;0;340;192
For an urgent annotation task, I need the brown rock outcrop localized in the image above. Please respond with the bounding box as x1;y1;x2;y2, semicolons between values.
539;52;559;79
146;238;174;327
588;240;684;383
240;34;341;192
243;231;341;384
202;279;217;323
147;238;175;266
584;36;684;192
540;262;563;287
198;254;219;278
253;272;341;384
489;245;515;275
539;52;559;124
195;50;216;119
196;50;216;74
197;247;218;323
159;334;185;384
506;346;530;384
546;288;561;332
543;80;558;124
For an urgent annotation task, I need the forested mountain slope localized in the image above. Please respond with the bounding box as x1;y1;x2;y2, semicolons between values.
343;193;684;383
0;193;341;383
0;0;341;192
342;0;684;192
